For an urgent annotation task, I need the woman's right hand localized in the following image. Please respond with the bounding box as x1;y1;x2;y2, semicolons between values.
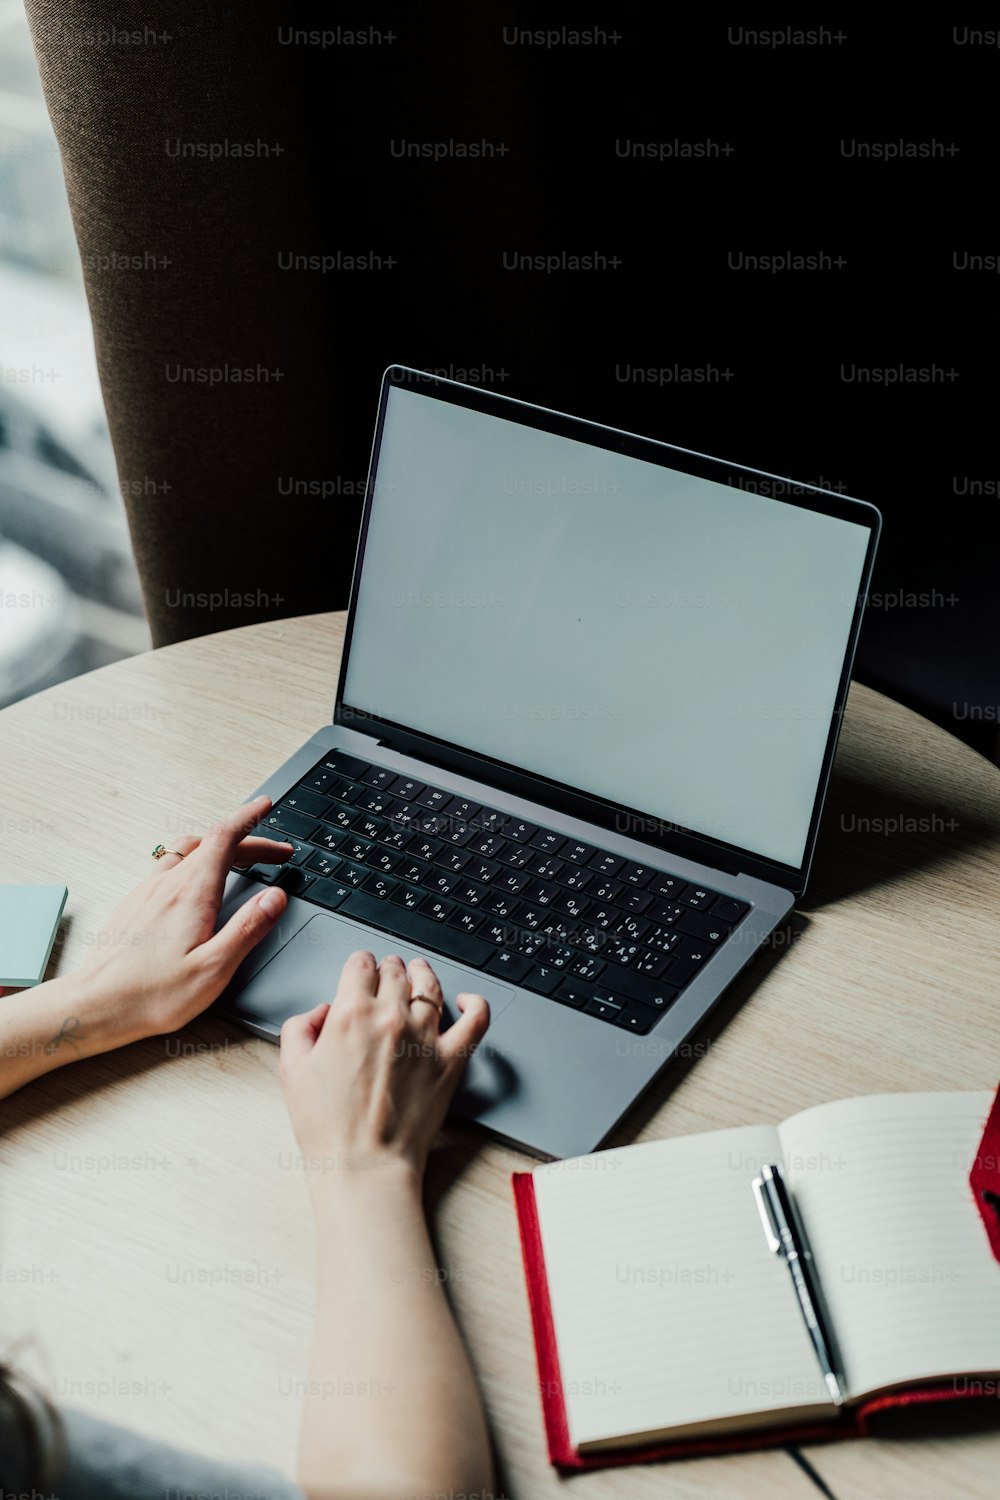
278;951;490;1183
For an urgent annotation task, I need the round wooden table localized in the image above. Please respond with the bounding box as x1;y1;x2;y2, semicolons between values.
2;613;998;1500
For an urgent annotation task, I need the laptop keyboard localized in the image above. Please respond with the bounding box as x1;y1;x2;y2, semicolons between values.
237;751;751;1035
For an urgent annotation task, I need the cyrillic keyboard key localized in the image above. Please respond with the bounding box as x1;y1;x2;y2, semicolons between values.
420;895;454;923
278;867;314;896
389;884;423;910
306;849;340;878
362;874;397;900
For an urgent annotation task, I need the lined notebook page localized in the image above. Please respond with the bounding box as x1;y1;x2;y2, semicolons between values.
779;1091;998;1400
532;1125;835;1450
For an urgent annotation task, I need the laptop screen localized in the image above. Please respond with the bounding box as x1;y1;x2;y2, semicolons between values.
341;382;875;873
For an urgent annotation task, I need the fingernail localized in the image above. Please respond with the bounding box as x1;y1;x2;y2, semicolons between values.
258;888;284;917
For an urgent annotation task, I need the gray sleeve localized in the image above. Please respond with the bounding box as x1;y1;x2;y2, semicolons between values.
47;1407;308;1500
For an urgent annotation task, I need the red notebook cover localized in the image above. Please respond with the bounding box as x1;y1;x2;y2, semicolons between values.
512;1082;1000;1472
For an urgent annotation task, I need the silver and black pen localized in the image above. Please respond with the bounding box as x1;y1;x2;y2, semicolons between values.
752;1161;846;1407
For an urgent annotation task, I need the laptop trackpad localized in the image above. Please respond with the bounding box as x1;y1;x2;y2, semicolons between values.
226;910;517;1035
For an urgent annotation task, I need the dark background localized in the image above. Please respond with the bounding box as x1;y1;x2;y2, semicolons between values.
26;7;999;754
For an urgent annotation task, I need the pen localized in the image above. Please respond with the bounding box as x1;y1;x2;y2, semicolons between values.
752;1161;846;1407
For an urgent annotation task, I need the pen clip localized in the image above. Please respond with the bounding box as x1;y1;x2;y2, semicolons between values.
751;1173;781;1253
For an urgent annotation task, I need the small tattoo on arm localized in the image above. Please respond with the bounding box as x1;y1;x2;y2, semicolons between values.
45;1016;82;1055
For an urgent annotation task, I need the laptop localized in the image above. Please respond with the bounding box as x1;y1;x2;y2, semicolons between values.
215;365;880;1159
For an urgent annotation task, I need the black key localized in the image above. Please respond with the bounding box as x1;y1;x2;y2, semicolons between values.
634;949;669;977
425;869;459;895
327;779;363;806
367;848;401;874
483;891;519;918
514;929;546;957
482;919;515;947
469;833;505;858
312;822;349;850
530;830;565;855
485;949;532;982
441;822;476;847
539;917;578;948
614;1005;655;1034
436;846;472;874
245;862;282;883
584;996;622;1022
409;836;443;864
547;945;576;970
302;767;337;796
496;869;530;895
576;929;608;955
306;849;340;878
589;906;618;930
517;906;545;930
684;886;714;910
361;767;395;790
416;787;450;812
611;913;650;943
472;809;508;834
524;963;562;995
712;896;749;924
390;776;425;800
362;873;397;900
504;819;538;843
448;908;484;935
309;878;352;910
264;809;320;840
553;980;590;1009
553;891;590;920
323;752;370;780
647;873;688;902
562;840;596;865
445;796;481;822
617;888;653;915
414;811;450;836
337;860;369;889
645;924;682;955
588;851;624;876
571;953;605;982
397;860;426;885
454;880;489;907
497;843;533;869
679;910;731;944
648;901;685;925
351;812;386;842
279;789;331;819
619;861;654;887
379;828;413;852
388;802;421;828
605;940;641;967
420;894;455;923
527;854;564;881
339;889;494;966
323;804;356;832
342;836;375;864
590;876;623;902
523;880;559;907
466;857;500;884
673;936;710;965
389;884;423;910
609;970;679;1008
357;789;395;815
558;865;593;893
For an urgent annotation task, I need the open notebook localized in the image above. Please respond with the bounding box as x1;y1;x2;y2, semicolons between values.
514;1090;1000;1466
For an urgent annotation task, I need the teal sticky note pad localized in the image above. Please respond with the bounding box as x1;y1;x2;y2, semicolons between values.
0;885;69;987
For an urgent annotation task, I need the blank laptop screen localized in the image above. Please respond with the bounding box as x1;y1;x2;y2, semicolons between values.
342;385;872;869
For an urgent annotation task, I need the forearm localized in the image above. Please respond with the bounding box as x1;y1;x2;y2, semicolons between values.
0;969;145;1099
298;1161;495;1500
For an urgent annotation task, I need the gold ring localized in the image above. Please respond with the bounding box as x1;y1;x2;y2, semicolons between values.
409;992;443;1013
151;843;187;861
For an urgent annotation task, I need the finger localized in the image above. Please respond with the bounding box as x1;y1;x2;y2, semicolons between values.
231;835;294;868
280;1002;331;1068
406;955;444;1030
437;992;490;1067
336;949;379;1004
375;953;412;1010
196;883;287;978
187;796;273;904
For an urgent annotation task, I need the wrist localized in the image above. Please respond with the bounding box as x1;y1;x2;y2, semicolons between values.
306;1150;423;1223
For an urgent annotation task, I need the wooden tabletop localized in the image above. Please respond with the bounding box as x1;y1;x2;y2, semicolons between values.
1;612;998;1500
